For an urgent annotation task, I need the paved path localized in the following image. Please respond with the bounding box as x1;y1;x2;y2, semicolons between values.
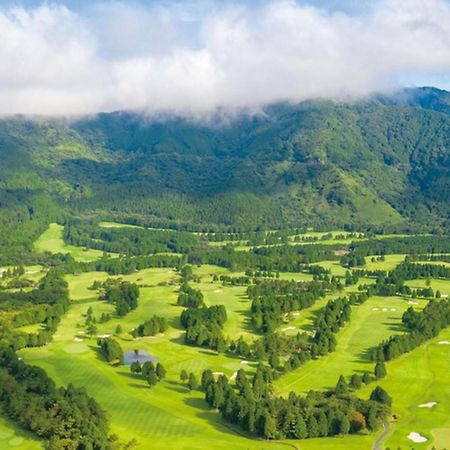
373;421;390;450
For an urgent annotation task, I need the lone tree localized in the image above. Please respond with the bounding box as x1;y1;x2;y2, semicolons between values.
156;363;166;380
130;361;142;374
335;375;348;395
370;386;392;406
187;373;198;391
374;361;387;379
362;371;371;384
146;370;158;388
180;369;188;383
349;374;362;390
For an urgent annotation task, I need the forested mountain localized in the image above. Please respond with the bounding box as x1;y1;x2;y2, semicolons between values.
0;87;448;249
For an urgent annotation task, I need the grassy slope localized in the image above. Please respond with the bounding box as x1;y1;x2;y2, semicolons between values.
0;414;43;450
34;223;109;262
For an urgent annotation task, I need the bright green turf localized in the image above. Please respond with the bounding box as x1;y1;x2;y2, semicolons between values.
14;258;450;450
405;278;450;296
19;267;290;450
0;413;43;449
274;295;428;395
34;223;113;262
98;221;143;229
363;254;407;271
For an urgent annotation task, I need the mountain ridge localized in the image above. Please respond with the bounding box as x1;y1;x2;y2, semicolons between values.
0;87;448;250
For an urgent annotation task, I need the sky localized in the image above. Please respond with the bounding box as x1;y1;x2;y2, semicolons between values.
0;0;450;117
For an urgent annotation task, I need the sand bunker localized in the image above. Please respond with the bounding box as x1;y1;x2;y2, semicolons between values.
74;337;83;342
408;300;418;305
240;360;249;365
390;308;397;311
212;372;224;376
407;432;427;443
438;340;450;345
230;372;238;381
372;307;379;311
282;326;296;331
292;312;300;316
214;289;222;293
97;334;111;338
382;308;388;312
418;402;437;408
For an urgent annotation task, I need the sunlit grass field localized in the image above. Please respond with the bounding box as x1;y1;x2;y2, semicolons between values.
3;224;448;449
34;223;113;262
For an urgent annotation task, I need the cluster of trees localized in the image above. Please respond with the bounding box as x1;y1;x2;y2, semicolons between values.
248;279;340;332
180;304;227;350
103;280;139;316
0;347;111;448
97;337;124;364
0;271;69;350
130;360;166;387
180;370;199;390
177;283;204;308
132;315;168;337
1;265;25;279
64;221;200;255
391;261;450;280
187;242;342;273
344;236;450;267
371;299;450;361
202;366;390;440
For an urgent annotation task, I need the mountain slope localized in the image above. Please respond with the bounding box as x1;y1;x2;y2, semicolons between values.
0;87;448;243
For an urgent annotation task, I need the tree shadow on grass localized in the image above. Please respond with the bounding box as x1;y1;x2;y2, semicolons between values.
183;396;256;440
383;321;405;333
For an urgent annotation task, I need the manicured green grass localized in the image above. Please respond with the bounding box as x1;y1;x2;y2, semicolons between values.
15;260;450;450
34;223;110;262
275;295;427;395
0;413;43;449
98;221;143;229
405;278;450;296
19;267;289;450
358;328;450;450
363;254;407;271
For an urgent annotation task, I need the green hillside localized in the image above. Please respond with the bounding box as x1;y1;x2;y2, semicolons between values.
0;87;449;252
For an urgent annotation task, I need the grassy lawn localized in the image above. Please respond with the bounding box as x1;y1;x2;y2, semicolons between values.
14;257;450;450
19;267;289;450
274;295;427;395
34;223;113;262
0;414;43;449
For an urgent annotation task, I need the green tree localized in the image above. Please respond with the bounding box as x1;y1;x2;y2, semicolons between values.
370;386;392;406
187;373;198;391
156;363;166;380
349;374;362;390
263;414;277;439
374;361;387;379
146;370;158;387
335;375;348;395
338;415;350;435
180;369;188;383
294;415;307;439
362;371;371;384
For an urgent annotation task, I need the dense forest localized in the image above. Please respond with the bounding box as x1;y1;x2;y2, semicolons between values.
0;87;449;255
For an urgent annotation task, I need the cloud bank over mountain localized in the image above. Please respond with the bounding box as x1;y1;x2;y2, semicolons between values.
1;0;450;116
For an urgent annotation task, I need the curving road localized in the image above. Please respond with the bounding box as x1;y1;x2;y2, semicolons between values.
373;421;390;450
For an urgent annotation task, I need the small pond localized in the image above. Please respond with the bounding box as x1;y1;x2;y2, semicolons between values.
124;349;158;365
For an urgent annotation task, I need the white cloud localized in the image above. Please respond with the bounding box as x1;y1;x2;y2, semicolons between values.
0;0;449;116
